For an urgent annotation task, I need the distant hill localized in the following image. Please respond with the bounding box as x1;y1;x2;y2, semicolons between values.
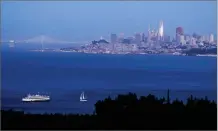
92;39;109;44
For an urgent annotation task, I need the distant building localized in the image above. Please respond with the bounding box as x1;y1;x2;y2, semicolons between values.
209;34;214;43
176;34;180;44
158;20;164;41
179;35;186;45
122;38;132;44
142;33;145;42
184;35;190;42
131;44;138;51
201;35;209;42
135;33;141;45
176;27;184;44
110;34;117;44
176;27;184;35
164;35;170;42
201;35;206;41
147;25;151;42
192;33;198;38
205;35;210;42
191;37;197;45
117;33;124;43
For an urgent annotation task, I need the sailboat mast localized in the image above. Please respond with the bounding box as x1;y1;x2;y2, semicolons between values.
80;92;83;99
41;35;44;52
82;92;85;99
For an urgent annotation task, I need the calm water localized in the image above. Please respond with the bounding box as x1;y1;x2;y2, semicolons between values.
1;48;217;114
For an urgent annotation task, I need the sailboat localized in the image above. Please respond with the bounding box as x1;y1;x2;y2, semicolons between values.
80;92;87;102
41;35;44;52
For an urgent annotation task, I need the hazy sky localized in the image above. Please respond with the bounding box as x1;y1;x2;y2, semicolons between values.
1;1;217;41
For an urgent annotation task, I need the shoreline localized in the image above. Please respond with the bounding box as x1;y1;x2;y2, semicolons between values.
29;49;217;57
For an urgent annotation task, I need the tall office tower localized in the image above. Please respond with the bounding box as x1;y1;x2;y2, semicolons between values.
158;20;164;41
176;27;184;44
179;35;185;45
205;35;210;42
111;34;117;52
209;34;214;43
176;27;184;35
142;33;145;42
135;33;141;45
117;33;124;43
185;35;190;42
153;28;158;37
110;34;117;44
164;35;171;42
176;35;180;44
147;25;151;42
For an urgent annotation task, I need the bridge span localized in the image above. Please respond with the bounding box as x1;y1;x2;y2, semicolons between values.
14;35;90;45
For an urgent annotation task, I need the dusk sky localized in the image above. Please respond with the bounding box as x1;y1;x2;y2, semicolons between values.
1;1;217;41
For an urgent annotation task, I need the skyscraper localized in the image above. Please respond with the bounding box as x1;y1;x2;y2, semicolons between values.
209;34;214;43
176;27;184;35
158;20;164;41
135;33;141;45
176;27;184;44
110;34;117;44
179;35;185;45
142;33;145;42
110;34;117;52
147;25;151;42
205;35;210;42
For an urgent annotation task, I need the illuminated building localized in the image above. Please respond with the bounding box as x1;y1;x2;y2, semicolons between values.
158;20;164;41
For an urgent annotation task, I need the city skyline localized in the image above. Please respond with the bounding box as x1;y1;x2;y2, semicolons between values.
2;1;217;41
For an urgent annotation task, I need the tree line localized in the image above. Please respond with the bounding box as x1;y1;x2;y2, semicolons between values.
2;90;217;130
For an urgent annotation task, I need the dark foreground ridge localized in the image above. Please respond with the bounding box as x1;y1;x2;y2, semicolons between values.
2;90;217;130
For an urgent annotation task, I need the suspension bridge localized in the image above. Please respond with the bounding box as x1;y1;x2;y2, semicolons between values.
8;35;90;45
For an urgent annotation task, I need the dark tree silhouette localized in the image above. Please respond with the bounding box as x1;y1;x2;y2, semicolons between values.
2;90;217;130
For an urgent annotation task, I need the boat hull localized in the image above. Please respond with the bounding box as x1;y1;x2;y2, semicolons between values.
80;99;87;102
22;99;50;102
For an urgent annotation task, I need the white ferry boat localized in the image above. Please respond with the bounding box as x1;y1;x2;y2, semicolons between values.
22;94;50;102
